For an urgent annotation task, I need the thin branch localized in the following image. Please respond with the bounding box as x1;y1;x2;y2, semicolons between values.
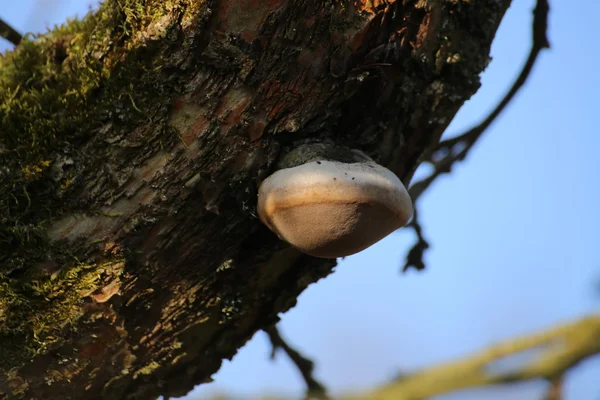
544;375;563;400
409;0;550;203
265;325;330;400
353;316;600;400
0;18;22;47
402;208;429;272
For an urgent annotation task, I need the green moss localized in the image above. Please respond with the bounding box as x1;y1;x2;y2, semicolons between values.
0;260;123;365
0;0;206;366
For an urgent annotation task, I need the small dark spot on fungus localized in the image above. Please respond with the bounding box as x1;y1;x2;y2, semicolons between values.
257;158;413;258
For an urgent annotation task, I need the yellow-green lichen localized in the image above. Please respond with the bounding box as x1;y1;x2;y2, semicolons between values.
2;263;90;336
134;361;161;378
0;259;124;366
0;0;207;368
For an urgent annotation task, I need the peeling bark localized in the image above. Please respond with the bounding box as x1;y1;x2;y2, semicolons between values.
0;0;509;398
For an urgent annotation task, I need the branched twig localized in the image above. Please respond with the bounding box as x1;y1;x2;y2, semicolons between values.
402;208;429;272
404;0;550;271
265;325;330;400
0;18;22;46
355;316;600;400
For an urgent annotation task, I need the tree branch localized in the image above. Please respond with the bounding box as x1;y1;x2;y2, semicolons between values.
265;325;330;400
356;316;600;400
402;208;429;272
544;375;563;400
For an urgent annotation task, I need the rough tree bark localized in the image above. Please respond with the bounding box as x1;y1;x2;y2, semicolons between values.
0;0;509;398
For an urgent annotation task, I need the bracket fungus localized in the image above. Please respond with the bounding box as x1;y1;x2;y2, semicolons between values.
257;143;413;258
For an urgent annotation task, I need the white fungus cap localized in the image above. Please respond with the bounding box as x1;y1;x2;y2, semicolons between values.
257;160;413;258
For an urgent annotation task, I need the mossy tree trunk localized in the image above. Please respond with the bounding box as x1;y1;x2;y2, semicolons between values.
0;0;509;398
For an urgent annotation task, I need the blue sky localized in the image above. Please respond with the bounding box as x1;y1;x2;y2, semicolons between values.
2;1;599;399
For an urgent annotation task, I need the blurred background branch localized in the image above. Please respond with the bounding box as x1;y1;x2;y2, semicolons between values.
358;315;600;400
544;375;564;400
208;316;600;400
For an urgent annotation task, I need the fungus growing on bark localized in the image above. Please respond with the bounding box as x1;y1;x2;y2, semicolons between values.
257;143;413;258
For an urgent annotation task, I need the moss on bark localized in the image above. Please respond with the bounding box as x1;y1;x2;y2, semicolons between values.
0;0;208;368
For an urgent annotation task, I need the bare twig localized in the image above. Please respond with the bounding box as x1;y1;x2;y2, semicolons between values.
353;316;600;400
544;375;563;400
0;18;22;46
265;325;330;400
402;208;429;272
